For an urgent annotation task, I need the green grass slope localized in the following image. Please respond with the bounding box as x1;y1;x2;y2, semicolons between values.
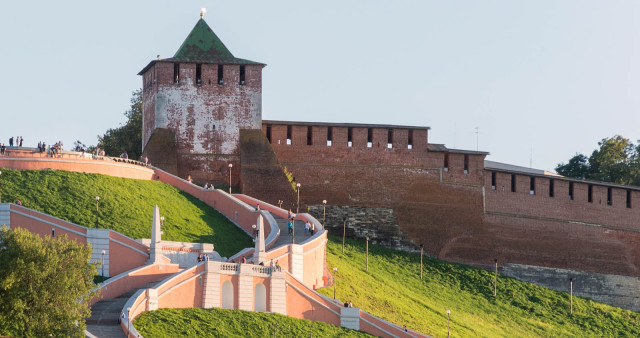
316;235;640;337
0;169;251;257
133;307;372;337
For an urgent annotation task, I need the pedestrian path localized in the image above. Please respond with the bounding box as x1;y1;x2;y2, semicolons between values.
271;214;316;249
85;280;161;338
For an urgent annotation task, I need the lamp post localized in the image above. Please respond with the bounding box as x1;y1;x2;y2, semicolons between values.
278;200;283;209
127;307;131;338
101;250;105;282
366;237;369;272
95;196;100;228
272;322;278;338
494;258;498;296
291;214;296;245
228;163;233;194
420;244;424;279
309;323;314;338
447;310;451;338
333;267;338;300
342;217;346;254
296;183;301;214
322;199;327;228
51;228;55;237
160;216;164;227
252;224;258;238
570;277;573;315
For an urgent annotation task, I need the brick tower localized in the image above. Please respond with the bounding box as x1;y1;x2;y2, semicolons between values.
138;14;265;187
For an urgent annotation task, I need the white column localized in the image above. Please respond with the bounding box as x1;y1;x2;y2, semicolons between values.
290;245;304;282
253;214;266;264
148;205;162;264
147;288;158;311
237;265;254;311
340;307;360;331
0;204;10;228
87;228;110;277
203;262;221;308
269;270;287;315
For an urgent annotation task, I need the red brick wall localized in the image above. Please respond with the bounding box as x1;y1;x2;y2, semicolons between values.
141;61;263;185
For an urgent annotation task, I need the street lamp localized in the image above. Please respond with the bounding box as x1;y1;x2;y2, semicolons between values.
127;307;131;338
309;322;314;338
291;214;296;245
51;228;55;237
494;258;498;296
296;183;301;214
570;277;573;315
420;244;424;279
333;267;338;299
160;216;165;227
447;310;451;338
322;199;327;228
272;322;278;338
252;224;259;238
228;163;233;194
342;217;346;254
366;237;369;272
95;196;100;228
278;200;283;209
101;250;105;282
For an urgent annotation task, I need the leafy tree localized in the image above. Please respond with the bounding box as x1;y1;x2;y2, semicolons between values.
0;227;99;337
555;153;589;179
97;89;142;159
556;135;640;186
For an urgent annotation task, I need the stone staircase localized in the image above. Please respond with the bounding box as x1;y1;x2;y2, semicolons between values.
85;281;161;338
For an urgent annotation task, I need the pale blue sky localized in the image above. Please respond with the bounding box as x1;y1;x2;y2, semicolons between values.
1;1;639;172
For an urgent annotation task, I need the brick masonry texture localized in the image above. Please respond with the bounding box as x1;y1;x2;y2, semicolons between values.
141;62;262;186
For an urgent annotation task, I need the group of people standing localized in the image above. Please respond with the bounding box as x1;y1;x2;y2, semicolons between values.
9;136;23;147
287;209;315;236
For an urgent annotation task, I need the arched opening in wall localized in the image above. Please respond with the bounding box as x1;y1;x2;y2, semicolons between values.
367;128;372;148
444;153;449;172
307;126;313;145
286;125;292;145
387;129;393;148
327;127;333;146
239;65;246;85
529;177;535;195
569;182;574;200
218;65;224;85
408;129;413;149
196;64;202;86
222;281;234;309
607;187;612;205
549;179;555;197
511;174;516;192
348;127;353;147
464;155;469;174
266;125;272;143
173;63;180;84
254;283;267;312
588;185;593;203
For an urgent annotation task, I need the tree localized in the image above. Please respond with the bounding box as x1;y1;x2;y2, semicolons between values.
555;153;590;179
556;135;640;186
0;227;99;337
97;89;143;159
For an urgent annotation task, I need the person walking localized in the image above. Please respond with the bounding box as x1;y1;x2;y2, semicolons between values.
287;218;293;235
304;221;310;236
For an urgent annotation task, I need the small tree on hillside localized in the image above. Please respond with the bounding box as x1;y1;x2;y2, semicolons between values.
97;89;143;159
0;227;99;337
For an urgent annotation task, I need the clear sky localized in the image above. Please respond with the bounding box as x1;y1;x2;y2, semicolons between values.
1;1;639;172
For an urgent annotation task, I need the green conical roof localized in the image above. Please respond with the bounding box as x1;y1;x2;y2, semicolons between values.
138;18;263;75
173;19;236;62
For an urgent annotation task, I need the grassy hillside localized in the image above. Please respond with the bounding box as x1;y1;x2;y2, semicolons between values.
316;235;640;337
133;307;372;337
0;169;251;257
